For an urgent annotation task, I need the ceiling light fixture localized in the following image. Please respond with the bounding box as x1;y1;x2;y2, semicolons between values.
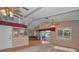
51;25;55;27
1;8;14;17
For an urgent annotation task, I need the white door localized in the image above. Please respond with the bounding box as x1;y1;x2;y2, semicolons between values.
0;25;12;50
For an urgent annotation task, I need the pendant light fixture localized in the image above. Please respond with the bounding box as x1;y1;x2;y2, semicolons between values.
1;7;14;17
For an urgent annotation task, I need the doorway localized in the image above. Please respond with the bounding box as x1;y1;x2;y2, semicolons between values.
40;30;52;44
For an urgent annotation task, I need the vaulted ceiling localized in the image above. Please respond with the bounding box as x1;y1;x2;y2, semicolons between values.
22;7;79;29
0;7;37;18
0;7;79;29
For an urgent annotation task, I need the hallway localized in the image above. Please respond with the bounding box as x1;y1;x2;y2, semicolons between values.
0;7;79;52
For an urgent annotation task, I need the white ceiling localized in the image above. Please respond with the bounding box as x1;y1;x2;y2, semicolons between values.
19;7;37;17
21;7;79;29
25;7;78;19
9;7;78;29
53;10;79;21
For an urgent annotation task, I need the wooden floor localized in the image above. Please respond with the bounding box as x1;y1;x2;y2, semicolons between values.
29;39;41;46
0;39;77;52
0;39;41;52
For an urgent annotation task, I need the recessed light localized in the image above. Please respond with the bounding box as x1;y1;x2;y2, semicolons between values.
51;25;55;27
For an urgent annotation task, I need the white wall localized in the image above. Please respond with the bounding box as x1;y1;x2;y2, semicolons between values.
0;25;12;50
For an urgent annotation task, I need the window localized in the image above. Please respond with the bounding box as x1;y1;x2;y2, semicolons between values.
57;27;72;40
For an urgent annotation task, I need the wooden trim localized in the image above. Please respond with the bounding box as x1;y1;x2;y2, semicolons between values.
37;27;55;31
0;20;27;28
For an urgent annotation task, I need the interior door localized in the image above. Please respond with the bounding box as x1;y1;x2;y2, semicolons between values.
0;25;12;50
